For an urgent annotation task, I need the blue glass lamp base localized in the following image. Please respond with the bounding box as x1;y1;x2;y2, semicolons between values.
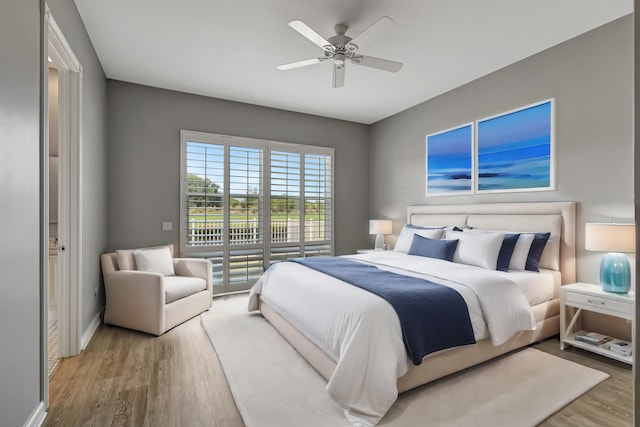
600;252;631;294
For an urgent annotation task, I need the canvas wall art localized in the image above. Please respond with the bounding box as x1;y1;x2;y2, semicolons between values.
476;100;554;193
425;123;473;196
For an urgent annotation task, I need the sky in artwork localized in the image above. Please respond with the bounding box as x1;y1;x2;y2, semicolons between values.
477;101;552;190
478;102;551;153
426;124;473;193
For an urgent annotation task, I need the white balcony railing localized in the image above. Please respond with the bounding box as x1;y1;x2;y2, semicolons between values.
187;219;326;246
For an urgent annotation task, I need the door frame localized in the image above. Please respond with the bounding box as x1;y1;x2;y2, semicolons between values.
41;1;83;409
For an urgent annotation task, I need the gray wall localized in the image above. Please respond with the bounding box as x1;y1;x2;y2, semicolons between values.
0;0;107;423
107;81;370;255
47;0;108;332
0;1;42;424
369;15;634;285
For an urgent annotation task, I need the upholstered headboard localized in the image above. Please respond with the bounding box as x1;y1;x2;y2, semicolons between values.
406;202;576;285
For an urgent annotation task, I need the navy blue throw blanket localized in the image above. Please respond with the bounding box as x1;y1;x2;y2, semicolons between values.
291;257;476;365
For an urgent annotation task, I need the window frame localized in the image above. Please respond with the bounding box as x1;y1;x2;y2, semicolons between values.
180;130;335;293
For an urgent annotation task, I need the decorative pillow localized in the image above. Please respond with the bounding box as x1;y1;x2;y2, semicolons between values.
444;229;505;270
496;233;520;272
509;233;535;270
408;235;458;262
463;229;520;272
133;246;175;276
116;249;137;271
525;232;551;272
394;225;444;253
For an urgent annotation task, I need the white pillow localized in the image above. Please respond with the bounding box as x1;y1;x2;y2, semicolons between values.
115;249;137;271
444;229;505;270
133;246;175;276
509;233;535;271
394;225;444;253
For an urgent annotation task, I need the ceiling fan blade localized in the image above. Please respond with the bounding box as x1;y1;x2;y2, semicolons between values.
277;57;326;70
351;55;402;73
347;16;395;50
288;20;333;51
332;63;345;88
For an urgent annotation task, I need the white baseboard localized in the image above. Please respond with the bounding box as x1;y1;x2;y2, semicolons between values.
81;307;103;350
24;401;46;427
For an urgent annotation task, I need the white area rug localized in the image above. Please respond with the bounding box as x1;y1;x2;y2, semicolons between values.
202;295;609;427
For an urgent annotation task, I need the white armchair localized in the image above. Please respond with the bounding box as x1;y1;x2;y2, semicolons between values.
100;244;212;336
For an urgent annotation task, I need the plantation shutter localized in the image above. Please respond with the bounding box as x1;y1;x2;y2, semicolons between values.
303;153;332;256
228;146;264;284
270;150;301;262
181;130;334;294
184;141;224;247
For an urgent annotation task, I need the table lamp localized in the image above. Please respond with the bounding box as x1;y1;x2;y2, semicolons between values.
585;223;635;294
369;220;392;250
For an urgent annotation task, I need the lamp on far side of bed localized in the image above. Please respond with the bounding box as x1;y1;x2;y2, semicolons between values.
585;223;635;294
369;220;392;251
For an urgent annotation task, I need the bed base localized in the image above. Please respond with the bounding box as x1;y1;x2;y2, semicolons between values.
260;298;559;393
258;201;573;394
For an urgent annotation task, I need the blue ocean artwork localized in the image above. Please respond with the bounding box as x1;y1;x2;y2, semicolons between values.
477;101;552;191
426;124;473;194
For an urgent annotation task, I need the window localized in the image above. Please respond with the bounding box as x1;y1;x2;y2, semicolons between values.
270;150;301;262
181;131;334;294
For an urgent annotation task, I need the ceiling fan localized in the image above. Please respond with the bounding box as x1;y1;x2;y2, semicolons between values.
277;16;403;88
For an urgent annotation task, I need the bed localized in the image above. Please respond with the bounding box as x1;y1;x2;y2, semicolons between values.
248;201;576;427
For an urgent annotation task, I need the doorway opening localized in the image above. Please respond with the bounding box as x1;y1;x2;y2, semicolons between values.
47;59;61;376
42;4;83;408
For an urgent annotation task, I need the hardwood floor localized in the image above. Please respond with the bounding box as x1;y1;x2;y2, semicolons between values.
46;313;632;427
46;315;243;427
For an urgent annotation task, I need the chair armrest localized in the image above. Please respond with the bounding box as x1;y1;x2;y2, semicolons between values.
104;270;164;293
173;258;212;290
103;271;166;335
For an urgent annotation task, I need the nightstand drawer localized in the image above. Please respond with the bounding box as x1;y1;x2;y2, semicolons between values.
565;292;632;317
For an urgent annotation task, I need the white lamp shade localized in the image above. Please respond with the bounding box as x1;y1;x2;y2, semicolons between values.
585;223;635;253
369;220;392;235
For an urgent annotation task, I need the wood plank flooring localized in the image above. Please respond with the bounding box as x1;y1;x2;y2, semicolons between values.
45;312;632;427
46;315;243;427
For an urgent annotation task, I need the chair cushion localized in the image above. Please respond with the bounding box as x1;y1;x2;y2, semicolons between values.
133;246;175;276
164;276;207;304
115;244;175;271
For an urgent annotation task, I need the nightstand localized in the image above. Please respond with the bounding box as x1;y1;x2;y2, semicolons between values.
560;282;634;364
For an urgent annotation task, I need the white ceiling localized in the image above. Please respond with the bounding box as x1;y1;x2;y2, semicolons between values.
74;0;632;124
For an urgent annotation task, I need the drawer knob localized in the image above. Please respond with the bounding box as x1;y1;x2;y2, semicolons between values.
587;299;605;305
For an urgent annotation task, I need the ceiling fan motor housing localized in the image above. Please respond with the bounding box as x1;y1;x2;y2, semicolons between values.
327;29;358;61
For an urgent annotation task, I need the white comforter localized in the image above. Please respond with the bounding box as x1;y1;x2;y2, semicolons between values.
248;252;536;427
